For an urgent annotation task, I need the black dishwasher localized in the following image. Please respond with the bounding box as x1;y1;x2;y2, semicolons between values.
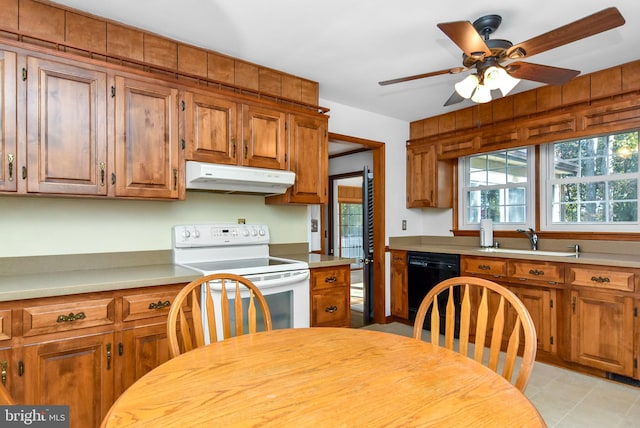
407;252;460;332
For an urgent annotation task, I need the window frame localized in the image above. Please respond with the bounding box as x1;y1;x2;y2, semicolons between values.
458;146;536;231
539;133;639;232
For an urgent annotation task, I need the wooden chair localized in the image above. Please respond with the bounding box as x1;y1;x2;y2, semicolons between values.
413;276;537;392
0;383;15;405
167;273;272;358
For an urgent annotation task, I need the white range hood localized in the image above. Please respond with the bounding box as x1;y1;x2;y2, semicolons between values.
185;161;295;195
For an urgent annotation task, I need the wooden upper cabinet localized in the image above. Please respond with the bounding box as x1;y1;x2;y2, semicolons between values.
406;142;453;208
114;75;180;199
267;113;328;204
182;90;240;165
241;103;286;170
0;49;17;192
26;54;108;195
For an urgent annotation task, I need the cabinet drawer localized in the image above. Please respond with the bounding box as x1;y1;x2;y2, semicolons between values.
312;290;349;326
461;257;507;277
122;289;181;322
509;261;564;284
568;266;635;291
311;266;349;290
23;298;115;337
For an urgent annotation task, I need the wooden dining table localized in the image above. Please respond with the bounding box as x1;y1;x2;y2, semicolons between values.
101;327;546;427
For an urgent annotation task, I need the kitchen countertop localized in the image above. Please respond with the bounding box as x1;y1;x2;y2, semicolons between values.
0;250;353;302
389;236;640;269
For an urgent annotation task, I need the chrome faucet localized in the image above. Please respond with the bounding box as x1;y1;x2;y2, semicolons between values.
516;228;538;250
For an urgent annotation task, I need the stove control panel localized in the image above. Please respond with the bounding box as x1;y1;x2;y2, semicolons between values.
173;224;270;247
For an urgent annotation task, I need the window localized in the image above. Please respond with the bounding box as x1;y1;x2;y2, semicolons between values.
459;147;535;230
339;202;363;261
540;131;639;231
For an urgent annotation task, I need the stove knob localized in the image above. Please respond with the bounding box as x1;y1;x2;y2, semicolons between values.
242;229;250;237
258;228;266;236
182;230;191;239
251;228;258;236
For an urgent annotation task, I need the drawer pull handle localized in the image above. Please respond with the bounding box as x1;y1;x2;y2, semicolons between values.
324;276;337;283
56;312;86;323
529;269;545;276
148;300;171;310
1;360;7;386
590;276;610;283
478;265;490;270
325;305;338;313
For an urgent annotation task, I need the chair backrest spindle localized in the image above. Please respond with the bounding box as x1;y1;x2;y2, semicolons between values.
413;276;537;392
167;273;272;358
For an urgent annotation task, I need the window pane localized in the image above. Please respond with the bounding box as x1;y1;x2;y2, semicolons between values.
507;205;525;222
579;202;605;222
611;201;638;222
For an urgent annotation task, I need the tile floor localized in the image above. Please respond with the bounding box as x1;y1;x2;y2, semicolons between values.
362;322;640;428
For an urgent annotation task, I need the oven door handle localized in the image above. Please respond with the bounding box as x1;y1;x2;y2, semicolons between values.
247;270;310;288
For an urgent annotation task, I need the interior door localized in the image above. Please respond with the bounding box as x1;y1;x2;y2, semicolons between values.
362;166;374;324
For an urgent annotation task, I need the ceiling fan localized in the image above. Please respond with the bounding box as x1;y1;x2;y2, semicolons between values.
378;7;625;106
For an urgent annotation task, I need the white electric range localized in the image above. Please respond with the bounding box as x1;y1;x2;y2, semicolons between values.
172;223;310;337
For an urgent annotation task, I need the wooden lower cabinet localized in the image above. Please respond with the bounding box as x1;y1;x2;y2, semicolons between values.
23;332;115;428
570;288;635;376
390;250;408;319
310;265;350;327
509;285;557;354
0;282;185;428
118;323;170;392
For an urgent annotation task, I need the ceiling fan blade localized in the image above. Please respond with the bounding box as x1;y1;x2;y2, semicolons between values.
443;91;465;106
507;7;625;59
437;21;492;58
507;62;580;85
378;67;465;86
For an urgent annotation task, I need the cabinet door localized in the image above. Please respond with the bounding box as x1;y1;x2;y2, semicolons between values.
283;113;328;204
26;55;108;195
0;49;17;192
511;286;556;353
23;332;115;428
570;289;634;376
114;75;179;199
390;250;408;319
0;347;15;402
118;324;170;393
241;104;286;170
406;143;452;208
183;91;240;165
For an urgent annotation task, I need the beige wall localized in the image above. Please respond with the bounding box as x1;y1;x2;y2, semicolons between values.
0;192;308;257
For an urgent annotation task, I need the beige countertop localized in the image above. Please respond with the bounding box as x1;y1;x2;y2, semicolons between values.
389;236;640;268
0;249;352;302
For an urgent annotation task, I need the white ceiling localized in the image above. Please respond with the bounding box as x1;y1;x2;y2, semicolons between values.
51;1;639;123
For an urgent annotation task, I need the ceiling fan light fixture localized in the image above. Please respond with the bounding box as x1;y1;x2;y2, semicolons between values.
497;72;521;97
482;65;520;97
470;84;492;103
454;74;479;99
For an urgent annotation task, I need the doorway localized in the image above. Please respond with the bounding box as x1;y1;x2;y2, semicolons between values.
324;133;385;327
330;173;365;326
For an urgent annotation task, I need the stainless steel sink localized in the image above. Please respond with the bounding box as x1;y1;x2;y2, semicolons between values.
476;248;577;257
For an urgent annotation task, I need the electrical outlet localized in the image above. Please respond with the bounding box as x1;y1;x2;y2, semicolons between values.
311;219;318;232
402;220;407;230
237;218;246;224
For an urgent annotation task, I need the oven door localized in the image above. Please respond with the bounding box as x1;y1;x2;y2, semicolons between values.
201;269;310;342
